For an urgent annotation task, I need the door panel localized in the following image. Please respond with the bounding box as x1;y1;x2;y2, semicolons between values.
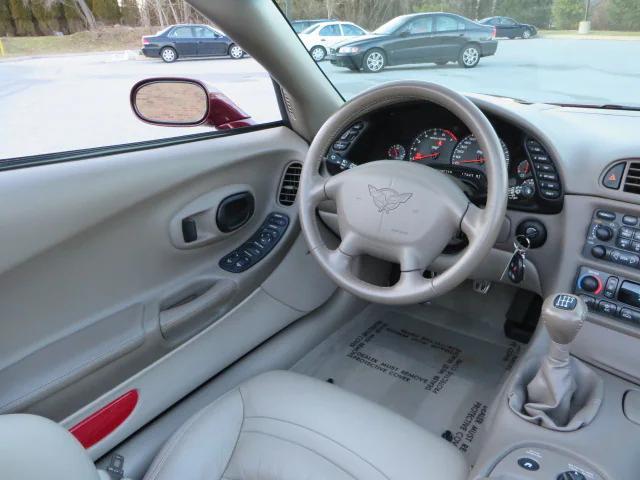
0;126;328;424
388;16;437;64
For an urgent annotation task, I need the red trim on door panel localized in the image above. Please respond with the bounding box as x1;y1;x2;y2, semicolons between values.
69;389;138;449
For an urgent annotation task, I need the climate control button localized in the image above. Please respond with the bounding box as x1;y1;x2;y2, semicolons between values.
591;245;606;259
579;275;601;294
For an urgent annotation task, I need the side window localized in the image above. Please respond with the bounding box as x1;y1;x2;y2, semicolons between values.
2;9;282;161
319;25;341;36
404;17;433;35
169;27;194;38
342;24;365;36
435;16;459;32
195;27;217;38
502;18;516;26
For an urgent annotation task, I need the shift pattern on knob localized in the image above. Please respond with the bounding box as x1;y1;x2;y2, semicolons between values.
542;293;587;346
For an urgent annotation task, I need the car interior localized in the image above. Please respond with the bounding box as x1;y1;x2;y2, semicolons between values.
2;1;640;480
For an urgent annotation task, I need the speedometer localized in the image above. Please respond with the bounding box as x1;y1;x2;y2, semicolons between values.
409;128;458;165
451;135;510;171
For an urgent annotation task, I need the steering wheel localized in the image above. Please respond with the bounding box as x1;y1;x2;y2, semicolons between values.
299;81;508;305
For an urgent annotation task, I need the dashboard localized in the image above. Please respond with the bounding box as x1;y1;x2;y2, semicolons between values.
325;102;563;213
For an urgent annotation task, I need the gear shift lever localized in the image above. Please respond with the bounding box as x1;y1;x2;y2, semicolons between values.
542;294;586;361
508;293;603;431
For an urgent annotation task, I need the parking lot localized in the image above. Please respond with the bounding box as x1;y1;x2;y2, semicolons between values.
2;37;640;159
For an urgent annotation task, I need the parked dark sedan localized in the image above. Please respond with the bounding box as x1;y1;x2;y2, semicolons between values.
141;24;245;63
329;13;497;72
479;16;537;39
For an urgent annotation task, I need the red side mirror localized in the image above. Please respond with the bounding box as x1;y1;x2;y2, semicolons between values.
130;78;255;130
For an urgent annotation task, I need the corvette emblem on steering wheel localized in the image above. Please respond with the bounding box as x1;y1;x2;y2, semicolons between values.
368;185;413;214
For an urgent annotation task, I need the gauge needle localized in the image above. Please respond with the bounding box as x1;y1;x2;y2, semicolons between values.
413;152;439;161
455;158;485;164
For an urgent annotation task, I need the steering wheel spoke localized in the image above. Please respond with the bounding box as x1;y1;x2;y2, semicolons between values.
460;203;485;241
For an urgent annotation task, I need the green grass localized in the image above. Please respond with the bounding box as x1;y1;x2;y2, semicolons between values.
0;26;160;57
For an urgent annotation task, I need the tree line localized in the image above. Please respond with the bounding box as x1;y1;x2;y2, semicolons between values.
0;0;207;36
277;0;640;31
1;0;640;37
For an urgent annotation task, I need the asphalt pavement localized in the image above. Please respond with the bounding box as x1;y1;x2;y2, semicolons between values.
1;37;639;159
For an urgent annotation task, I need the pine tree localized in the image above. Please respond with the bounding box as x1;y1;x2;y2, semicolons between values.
31;0;65;34
120;0;138;25
90;0;120;25
551;0;584;29
62;1;85;32
8;0;37;35
0;0;16;36
495;0;553;28
608;0;640;31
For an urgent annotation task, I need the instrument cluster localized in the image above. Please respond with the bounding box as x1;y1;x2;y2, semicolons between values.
324;102;562;213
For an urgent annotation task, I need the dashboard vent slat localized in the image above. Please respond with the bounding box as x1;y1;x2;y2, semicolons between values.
624;162;640;194
278;162;302;206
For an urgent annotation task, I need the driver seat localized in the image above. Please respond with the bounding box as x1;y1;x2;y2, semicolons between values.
144;371;468;480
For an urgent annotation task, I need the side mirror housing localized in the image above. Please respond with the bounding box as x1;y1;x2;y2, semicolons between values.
130;78;255;130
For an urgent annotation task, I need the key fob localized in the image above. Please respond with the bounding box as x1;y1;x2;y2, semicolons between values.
508;251;525;284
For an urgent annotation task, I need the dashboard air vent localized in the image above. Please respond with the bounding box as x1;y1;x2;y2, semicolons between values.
278;162;302;206
624;162;640;194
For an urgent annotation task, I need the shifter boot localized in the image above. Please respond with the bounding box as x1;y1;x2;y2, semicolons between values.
508;294;603;431
524;352;577;427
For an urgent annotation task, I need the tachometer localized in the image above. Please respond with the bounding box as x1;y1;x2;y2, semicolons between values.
451;135;510;171
409;128;458;164
387;144;406;160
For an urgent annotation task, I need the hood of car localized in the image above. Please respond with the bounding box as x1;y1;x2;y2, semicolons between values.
332;34;387;49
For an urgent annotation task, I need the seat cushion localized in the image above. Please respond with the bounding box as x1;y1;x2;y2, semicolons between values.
144;370;468;480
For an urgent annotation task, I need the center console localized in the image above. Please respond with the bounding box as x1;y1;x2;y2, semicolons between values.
575;209;640;325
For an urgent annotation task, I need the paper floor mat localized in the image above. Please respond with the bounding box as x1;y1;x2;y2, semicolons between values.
292;306;521;457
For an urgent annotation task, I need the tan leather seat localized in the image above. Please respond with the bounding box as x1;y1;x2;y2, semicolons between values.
144;370;468;480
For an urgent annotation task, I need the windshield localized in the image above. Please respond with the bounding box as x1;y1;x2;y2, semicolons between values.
301;24;322;34
284;4;640;109
373;16;407;35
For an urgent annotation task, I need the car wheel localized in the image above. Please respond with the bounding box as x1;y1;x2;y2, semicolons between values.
229;44;244;59
310;46;326;62
362;49;385;73
160;47;177;63
458;45;480;68
523;29;532;39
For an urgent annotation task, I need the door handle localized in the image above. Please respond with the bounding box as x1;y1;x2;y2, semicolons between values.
159;279;236;342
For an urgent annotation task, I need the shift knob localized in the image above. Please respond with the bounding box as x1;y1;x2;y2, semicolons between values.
541;294;587;346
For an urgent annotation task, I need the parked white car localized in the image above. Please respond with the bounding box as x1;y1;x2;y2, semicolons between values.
298;21;368;61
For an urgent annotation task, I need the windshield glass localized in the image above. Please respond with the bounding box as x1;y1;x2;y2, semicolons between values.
283;3;640;109
301;24;322;34
373;16;407;35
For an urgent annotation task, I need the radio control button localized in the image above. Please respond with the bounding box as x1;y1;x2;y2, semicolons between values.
623;215;638;226
619;227;634;239
591;245;606;258
595;226;614;241
596;210;616;221
617;238;632;250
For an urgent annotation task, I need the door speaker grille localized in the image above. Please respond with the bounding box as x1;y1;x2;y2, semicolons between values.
278;162;302;206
